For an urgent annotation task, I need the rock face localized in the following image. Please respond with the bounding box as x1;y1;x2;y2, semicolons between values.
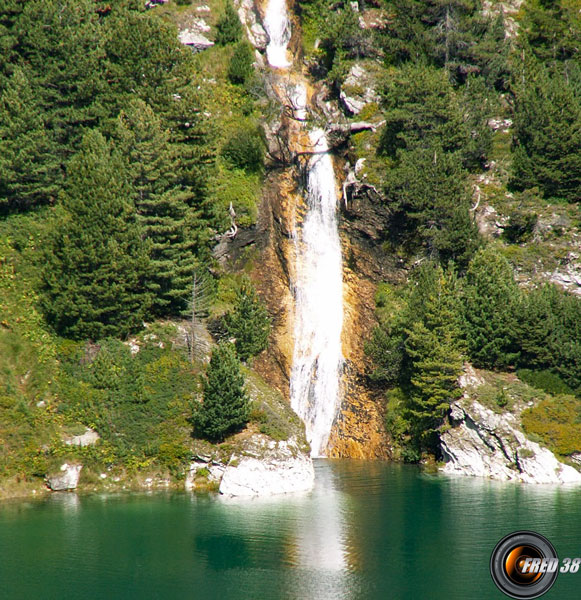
236;0;268;50
47;463;83;491
178;29;214;52
219;436;314;497
339;63;381;116
441;400;581;484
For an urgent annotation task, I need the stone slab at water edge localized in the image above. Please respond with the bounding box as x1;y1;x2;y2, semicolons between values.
219;436;314;497
440;400;581;484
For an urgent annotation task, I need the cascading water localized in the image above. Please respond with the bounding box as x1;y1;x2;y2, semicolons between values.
290;130;344;457
263;0;344;457
264;0;292;69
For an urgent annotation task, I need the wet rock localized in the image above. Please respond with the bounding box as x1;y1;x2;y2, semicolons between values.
219;436;314;497
47;464;83;491
236;0;268;51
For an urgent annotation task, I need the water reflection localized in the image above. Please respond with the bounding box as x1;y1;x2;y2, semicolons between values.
5;462;581;599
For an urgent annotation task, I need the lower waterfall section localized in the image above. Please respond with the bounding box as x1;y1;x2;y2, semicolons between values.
290;129;344;458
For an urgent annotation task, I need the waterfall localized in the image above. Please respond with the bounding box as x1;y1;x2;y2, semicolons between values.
263;0;344;457
264;0;292;68
290;130;344;458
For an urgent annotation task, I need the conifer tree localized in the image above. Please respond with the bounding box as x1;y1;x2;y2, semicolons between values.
215;2;243;45
384;144;481;268
224;282;271;361
461;246;521;369
228;41;255;85
0;67;60;212
15;0;106;160
103;7;192;113
115;99;200;315
404;265;464;449
42;130;151;339
511;56;581;202
192;343;250;441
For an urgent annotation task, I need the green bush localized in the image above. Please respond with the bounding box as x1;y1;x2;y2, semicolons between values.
517;369;575;396
522;395;581;456
503;209;538;243
228;41;254;85
221;126;265;172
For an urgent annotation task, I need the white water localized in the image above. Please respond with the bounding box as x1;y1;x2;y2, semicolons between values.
290;129;344;457
263;0;344;456
264;0;292;68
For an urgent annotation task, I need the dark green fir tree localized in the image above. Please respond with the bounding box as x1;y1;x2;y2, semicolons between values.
224;281;271;361
42;130;152;339
192;343;250;441
115;99;200;315
215;1;243;45
404;266;464;449
0;66;60;212
461;246;521;369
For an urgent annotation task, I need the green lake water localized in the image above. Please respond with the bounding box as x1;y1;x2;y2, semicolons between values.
2;460;581;599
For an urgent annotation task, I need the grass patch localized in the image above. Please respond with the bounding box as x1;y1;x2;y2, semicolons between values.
243;367;308;448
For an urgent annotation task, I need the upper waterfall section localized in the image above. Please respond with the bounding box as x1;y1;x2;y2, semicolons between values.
264;0;292;68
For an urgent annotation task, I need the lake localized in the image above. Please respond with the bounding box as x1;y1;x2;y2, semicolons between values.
2;460;581;599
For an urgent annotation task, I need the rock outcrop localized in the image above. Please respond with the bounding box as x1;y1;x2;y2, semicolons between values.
47;463;83;491
184;459;226;491
441;400;581;484
219;435;314;497
339;63;381;116
64;428;99;448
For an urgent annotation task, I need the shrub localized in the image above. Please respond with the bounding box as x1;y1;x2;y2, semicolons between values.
228;41;254;85
503;209;538;243
522;395;581;456
221;126;265;172
517;369;575;396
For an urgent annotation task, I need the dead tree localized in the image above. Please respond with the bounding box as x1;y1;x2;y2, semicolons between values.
187;270;212;364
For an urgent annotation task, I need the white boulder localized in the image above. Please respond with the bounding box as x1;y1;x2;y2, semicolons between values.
219;436;314;497
47;463;83;491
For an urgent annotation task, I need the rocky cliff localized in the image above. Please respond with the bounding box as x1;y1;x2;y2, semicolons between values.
440;366;581;484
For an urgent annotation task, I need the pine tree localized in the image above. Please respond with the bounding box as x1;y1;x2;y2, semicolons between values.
42;130;152;340
0;67;60;212
511;56;581;202
102;6;192;113
404;265;464;449
384;144;481;268
164;83;217;257
15;0;106;160
228;41;255;85
215;1;243;46
461;246;521;369
114;99;200;315
224;282;271;361
192;343;250;441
